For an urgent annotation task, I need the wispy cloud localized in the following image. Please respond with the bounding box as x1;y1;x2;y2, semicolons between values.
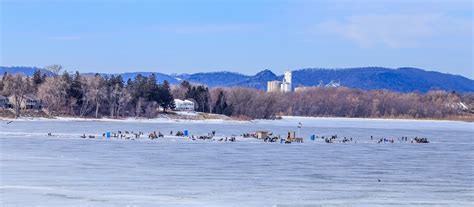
318;14;471;48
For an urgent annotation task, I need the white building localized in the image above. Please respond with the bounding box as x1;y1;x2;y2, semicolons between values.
266;70;293;93
281;71;292;92
267;80;282;92
174;99;195;111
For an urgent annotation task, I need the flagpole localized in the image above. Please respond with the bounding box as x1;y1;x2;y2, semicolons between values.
297;122;302;139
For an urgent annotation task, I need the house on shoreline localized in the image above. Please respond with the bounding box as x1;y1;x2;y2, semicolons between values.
0;95;10;109
8;94;42;110
174;99;195;111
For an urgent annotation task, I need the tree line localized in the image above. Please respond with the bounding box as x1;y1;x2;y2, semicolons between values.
171;78;473;120
1;66;473;120
205;87;473;120
0;66;174;118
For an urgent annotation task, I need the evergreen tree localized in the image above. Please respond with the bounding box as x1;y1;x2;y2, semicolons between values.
186;85;210;112
41;73;47;82
128;74;147;116
70;71;84;110
180;80;191;91
146;73;159;102
159;80;175;112
32;70;43;86
213;91;233;116
106;75;125;118
61;71;72;86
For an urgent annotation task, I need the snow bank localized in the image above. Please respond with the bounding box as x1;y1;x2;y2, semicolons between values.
0;115;246;124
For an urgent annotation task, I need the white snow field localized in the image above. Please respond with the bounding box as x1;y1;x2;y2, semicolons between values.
0;117;473;206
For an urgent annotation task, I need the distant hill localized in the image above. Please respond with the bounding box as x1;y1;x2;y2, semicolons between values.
183;71;250;87
0;66;53;76
83;72;179;84
290;67;474;93
0;67;178;84
172;67;473;92
119;72;179;84
233;69;278;90
1;66;473;92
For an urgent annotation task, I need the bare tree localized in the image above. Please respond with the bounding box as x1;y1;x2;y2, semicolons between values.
3;74;31;117
85;75;106;118
45;64;63;76
37;77;69;116
78;80;92;117
116;88;131;118
171;85;187;100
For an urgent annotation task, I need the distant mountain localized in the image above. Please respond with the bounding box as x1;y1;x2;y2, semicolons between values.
119;72;179;84
171;73;191;81
61;71;180;84
183;71;250;87
290;67;474;93
233;69;278;90
182;67;474;92
0;66;53;76
2;66;473;92
176;69;279;90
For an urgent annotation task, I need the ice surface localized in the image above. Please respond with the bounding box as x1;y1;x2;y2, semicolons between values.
0;117;473;206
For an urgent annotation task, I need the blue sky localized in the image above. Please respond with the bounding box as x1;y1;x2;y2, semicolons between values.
1;0;473;78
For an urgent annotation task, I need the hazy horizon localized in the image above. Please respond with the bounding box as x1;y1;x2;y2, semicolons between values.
1;0;473;78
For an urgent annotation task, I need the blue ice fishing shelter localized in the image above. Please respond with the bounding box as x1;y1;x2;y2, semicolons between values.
184;130;188;137
106;131;111;138
310;134;315;141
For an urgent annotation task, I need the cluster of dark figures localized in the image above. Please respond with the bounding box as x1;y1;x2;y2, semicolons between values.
412;137;429;143
65;130;431;144
214;137;236;142
79;130;145;140
109;131;144;139
186;131;236;142
173;131;184;136
80;134;95;139
321;135;355;144
242;133;252;138
376;137;395;143
148;131;164;139
263;136;280;143
186;135;235;142
371;135;429;144
316;135;430;144
241;132;296;143
242;132;270;139
171;130;217;137
263;136;304;144
75;129;237;142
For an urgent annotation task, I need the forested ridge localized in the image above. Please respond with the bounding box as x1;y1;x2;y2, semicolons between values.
0;66;473;121
2;66;473;93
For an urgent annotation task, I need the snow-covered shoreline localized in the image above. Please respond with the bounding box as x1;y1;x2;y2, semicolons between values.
1;114;471;125
278;115;471;124
0;111;245;123
0;116;244;124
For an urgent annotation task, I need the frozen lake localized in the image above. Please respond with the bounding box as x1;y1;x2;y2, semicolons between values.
1;117;473;206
